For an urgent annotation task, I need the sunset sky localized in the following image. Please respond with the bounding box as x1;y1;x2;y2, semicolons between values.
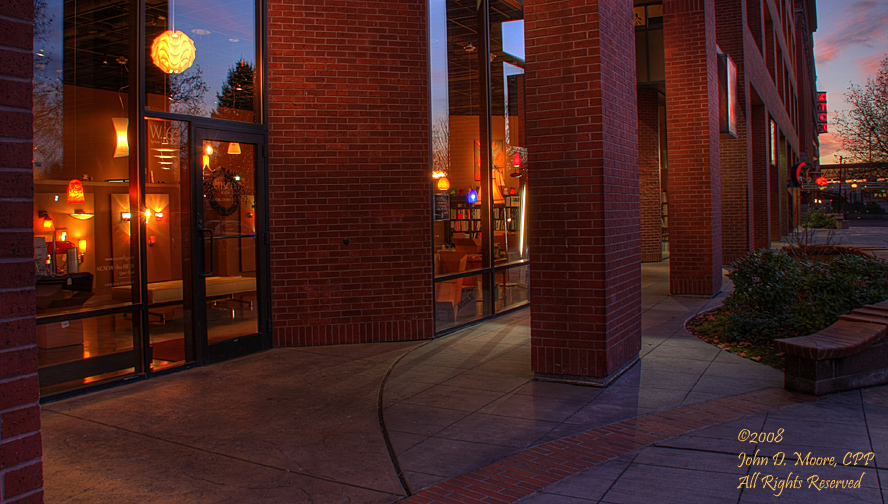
813;0;888;164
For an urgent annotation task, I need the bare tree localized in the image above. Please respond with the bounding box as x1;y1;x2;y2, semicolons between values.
432;117;450;175
834;56;888;171
169;64;209;116
32;0;63;178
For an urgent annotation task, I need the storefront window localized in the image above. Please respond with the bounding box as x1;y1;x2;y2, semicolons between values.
145;0;258;122
33;0;265;395
33;0;143;392
431;0;528;332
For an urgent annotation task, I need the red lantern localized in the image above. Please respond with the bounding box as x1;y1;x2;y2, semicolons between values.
67;179;85;204
512;152;521;168
816;176;828;187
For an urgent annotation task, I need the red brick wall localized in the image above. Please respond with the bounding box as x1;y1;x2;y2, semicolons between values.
717;0;754;264
526;0;641;379
638;87;662;263
750;102;771;249
265;0;434;346
0;0;44;501
663;0;723;295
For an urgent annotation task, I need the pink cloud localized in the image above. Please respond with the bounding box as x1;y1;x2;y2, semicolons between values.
815;1;888;63
856;54;887;76
818;131;844;162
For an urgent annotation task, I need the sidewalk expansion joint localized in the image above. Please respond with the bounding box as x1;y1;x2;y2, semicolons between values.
398;387;816;504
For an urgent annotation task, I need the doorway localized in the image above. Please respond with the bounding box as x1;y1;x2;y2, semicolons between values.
145;123;269;370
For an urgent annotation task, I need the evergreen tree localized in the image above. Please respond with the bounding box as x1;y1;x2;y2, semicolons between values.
216;60;254;111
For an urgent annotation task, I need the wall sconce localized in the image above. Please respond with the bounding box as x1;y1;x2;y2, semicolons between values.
113;117;129;157
228;142;241;154
70;209;95;220
78;239;87;264
144;209;153;221
147;236;157;246
121;212;132;221
154;211;164;220
67;179;85;204
38;211;54;231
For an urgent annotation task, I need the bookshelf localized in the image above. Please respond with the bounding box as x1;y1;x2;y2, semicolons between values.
448;195;520;238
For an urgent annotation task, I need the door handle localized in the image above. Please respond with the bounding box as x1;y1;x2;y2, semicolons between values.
200;227;214;277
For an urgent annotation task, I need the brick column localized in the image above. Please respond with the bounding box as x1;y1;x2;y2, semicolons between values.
751;103;771;249
663;0;723;295
0;0;45;501
526;0;641;382
266;0;434;346
716;0;753;264
638;87;662;263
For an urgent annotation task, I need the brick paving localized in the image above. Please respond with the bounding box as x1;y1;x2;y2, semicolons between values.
400;389;815;504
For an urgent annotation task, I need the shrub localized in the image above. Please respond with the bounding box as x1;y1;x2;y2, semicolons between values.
800;207;837;229
718;249;888;343
721;250;802;342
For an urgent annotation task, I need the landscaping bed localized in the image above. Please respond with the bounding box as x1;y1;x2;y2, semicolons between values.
687;247;888;370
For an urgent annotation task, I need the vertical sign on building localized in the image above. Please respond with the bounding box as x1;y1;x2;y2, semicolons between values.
815;91;828;134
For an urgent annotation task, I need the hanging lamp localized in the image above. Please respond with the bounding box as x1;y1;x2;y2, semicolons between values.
112;117;129;157
67;179;85;204
150;0;196;74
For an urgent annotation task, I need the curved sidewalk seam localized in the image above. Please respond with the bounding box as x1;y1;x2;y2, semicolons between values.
399;387;816;504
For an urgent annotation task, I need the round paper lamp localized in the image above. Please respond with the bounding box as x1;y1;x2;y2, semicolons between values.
150;30;196;74
437;177;450;191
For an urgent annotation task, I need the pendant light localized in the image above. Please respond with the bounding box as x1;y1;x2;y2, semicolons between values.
112;117;129;157
67;179;85;204
150;0;196;74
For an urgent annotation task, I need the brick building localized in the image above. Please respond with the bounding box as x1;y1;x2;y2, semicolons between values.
0;0;818;500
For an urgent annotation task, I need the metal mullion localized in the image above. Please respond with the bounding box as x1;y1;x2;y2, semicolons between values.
478;0;494;317
132;0;149;376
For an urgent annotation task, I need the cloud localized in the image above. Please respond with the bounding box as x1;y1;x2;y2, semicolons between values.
815;0;888;63
856;54;887;77
818;131;844;162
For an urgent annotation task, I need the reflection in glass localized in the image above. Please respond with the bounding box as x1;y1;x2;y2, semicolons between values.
201;140;259;345
33;0;143;390
145;0;257;122
432;0;528;330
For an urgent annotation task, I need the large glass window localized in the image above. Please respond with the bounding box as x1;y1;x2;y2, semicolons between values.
33;0;143;393
33;0;264;395
431;0;528;332
145;0;258;121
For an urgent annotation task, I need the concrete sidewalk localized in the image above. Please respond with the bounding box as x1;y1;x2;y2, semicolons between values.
41;258;887;503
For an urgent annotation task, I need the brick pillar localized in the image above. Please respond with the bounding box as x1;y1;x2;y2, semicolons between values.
716;0;753;264
0;0;45;501
663;0;723;295
265;1;434;346
751;103;771;249
638;87;662;263
526;0;641;382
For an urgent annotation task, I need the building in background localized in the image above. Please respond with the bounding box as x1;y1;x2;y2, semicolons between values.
0;0;819;501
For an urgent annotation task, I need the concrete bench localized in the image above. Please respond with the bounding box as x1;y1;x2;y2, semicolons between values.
776;300;888;395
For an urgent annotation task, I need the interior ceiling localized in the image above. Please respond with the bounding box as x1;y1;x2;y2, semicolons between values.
446;0;524;117
62;0;526;102
63;0;187;94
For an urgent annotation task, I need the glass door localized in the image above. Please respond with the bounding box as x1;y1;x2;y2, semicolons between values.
195;128;266;362
145;123;267;369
